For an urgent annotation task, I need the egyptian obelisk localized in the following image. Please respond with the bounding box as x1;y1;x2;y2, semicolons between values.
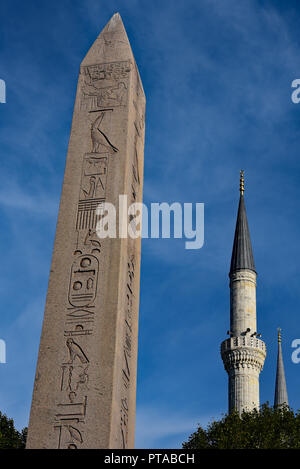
26;13;145;449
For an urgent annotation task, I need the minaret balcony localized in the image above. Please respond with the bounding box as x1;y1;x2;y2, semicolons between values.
221;336;266;373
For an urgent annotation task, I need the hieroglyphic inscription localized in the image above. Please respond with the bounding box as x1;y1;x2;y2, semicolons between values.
76;108;116;230
54;394;87;449
129;78;144;235
76;199;103;230
68;255;99;307
81;155;108;199
120;256;135;447
61;364;89;393
80;61;130;111
55;62;127;448
53;58;143;449
54;62;129;447
91;113;118;153
56;328;91;448
56;252;96;447
76;153;108;231
118;67;145;448
120;397;129;449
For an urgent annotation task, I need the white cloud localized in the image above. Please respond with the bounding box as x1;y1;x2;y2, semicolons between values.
0;180;58;217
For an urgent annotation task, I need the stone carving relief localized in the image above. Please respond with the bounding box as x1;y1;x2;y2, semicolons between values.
66;309;94;320
221;346;266;373
76;109;116;231
133;99;145;138
64;323;93;337
53;59;142;449
55;424;84;449
80;61;130;111
65;338;89;365
68;255;99;307
55;395;87;422
61;364;89;393
120;397;129;449
76;199;103;231
84;229;101;253
81;155;108;200
91;112;118;153
120;256;135;447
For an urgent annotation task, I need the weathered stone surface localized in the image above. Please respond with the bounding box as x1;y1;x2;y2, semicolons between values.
26;13;145;449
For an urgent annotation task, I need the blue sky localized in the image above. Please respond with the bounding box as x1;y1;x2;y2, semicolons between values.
1;0;300;449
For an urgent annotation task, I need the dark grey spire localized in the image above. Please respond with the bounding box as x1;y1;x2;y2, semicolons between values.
229;171;256;275
274;328;289;407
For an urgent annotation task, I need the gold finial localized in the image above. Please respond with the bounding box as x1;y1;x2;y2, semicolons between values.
277;327;282;344
240;170;245;196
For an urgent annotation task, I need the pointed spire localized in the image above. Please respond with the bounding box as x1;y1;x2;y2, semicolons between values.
274;328;289;407
230;171;256;275
81;13;135;67
240;170;245;196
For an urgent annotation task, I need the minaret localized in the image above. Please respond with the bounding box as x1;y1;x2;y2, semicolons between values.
221;171;266;414
274;328;289;407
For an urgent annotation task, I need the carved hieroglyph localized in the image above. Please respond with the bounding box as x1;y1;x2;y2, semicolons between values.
26;13;145;449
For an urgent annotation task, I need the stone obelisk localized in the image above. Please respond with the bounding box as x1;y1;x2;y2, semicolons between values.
26;13;145;449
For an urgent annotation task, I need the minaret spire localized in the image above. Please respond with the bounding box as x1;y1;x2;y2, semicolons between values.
230;170;255;275
240;169;245;196
274;328;289;407
221;171;266;414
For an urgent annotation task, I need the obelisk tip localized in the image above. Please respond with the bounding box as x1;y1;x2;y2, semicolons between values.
106;12;124;31
81;12;134;67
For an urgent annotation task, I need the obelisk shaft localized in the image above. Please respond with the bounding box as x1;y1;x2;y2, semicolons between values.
26;14;145;449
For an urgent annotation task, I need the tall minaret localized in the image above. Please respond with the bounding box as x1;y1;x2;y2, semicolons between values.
274;328;289;407
221;171;266;414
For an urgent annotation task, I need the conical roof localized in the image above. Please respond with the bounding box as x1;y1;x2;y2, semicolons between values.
230;194;256;275
274;330;289;407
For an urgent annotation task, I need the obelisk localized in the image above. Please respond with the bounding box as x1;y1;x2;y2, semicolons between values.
26;13;145;449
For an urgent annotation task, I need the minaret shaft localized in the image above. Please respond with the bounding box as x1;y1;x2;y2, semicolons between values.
228;368;260;412
230;270;257;336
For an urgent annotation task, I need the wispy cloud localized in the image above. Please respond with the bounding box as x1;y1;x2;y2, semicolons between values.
0;180;58;216
135;406;210;448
